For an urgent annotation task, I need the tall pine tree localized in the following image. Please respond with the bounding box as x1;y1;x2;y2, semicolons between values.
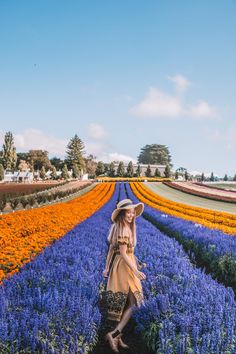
0;163;4;181
108;162;115;177
145;164;152;177
61;164;69;180
126;161;134;177
117;161;125;177
51;166;57;180
65;134;86;176
155;167;161;177
164;164;171;178
96;161;105;176
2;131;17;170
136;164;142;177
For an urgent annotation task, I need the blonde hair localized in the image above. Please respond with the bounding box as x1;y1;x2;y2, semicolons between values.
107;208;137;247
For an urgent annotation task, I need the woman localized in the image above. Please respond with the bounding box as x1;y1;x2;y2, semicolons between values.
102;198;146;352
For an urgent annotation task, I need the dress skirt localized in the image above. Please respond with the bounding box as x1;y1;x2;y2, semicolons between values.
105;245;144;322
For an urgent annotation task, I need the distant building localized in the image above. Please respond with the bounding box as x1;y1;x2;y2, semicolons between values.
4;170;34;183
2;168;90;183
81;173;89;180
113;163;166;177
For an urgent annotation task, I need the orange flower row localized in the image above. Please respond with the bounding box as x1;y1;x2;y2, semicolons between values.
0;182;115;283
130;182;236;235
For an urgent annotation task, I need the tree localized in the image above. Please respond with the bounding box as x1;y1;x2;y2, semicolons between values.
117;161;125;177
201;172;205;182
27;150;52;171
40;166;46;180
136;164;142;177
72;164;80;178
210;172;214;181
164;164;171;178
50;157;64;170
61;164;69;180
176;167;187;177
223;174;228;181
137;144;172;167
51;166;57;180
104;163;109;174
16;152;28;167
184;170;189;181
84;154;97;178
108;162;115;177
2;131;17;170
175;170;179;180
65;134;86;175
96;161;105;176
18;160;30;172
0;164;4;181
155;167;161;177
145;164;152;177
126;161;134;178
233;174;236;181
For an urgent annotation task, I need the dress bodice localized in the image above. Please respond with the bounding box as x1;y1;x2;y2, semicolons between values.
114;226;134;254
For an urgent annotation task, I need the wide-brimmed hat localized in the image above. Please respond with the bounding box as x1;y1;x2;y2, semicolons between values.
111;198;144;222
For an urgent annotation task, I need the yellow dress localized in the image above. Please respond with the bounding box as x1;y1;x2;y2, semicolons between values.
105;226;144;322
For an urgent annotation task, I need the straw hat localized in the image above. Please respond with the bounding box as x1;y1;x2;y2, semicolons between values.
111;198;144;222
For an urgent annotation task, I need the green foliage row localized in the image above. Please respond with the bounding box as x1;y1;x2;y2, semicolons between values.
0;184;89;212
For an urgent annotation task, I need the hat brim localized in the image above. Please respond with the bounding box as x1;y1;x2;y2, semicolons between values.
111;202;144;222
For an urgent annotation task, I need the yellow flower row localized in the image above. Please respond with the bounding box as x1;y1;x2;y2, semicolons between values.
0;182;115;283
130;182;236;235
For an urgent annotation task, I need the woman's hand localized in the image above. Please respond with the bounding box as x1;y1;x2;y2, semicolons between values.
138;262;147;270
102;268;109;277
134;268;146;280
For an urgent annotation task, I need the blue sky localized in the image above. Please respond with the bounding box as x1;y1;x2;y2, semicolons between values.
0;0;236;177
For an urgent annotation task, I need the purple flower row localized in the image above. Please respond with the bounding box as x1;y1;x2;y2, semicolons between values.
133;183;236;290
0;183;121;353
124;182;236;353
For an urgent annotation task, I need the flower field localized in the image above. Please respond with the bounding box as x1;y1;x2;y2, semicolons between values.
0;182;63;198
0;182;114;283
164;181;236;203
131;181;236;234
1;182;236;353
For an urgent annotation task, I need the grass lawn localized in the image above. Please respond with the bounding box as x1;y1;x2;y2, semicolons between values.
205;183;236;190
145;182;236;214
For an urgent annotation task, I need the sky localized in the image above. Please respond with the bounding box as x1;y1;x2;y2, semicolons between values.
0;0;236;177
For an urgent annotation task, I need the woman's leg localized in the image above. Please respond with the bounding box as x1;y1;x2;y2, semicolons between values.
111;289;136;333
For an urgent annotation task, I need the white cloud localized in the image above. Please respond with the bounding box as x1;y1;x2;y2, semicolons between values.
129;87;182;118
0;129;67;157
167;74;190;92
87;123;109;140
188;101;217;118
98;152;136;164
129;75;217;120
85;140;136;163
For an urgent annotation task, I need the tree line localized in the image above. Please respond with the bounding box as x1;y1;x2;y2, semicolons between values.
0;133;172;181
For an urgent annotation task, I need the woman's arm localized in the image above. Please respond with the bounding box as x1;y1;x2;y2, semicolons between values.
119;244;146;280
102;244;114;277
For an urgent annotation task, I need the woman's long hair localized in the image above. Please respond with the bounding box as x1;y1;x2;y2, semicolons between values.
107;208;137;247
